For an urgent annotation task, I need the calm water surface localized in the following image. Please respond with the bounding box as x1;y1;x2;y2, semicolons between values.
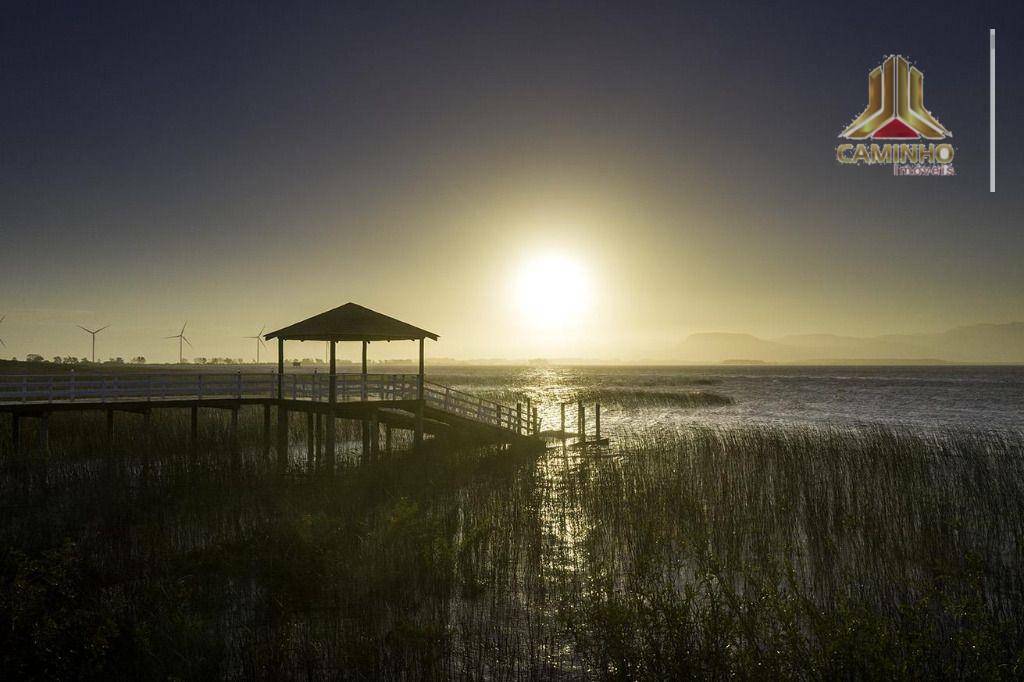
431;365;1024;435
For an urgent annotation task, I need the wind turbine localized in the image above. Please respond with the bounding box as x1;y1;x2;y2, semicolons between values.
246;325;268;364
77;324;110;363
0;314;6;349
165;322;192;363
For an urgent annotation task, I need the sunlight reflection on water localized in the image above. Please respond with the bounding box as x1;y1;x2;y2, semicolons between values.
433;365;1024;437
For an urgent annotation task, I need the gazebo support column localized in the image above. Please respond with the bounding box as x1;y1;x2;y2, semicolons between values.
277;339;284;399
306;411;315;471
415;338;425;448
276;338;288;472
325;341;336;472
262;404;271;461
361;341;370;457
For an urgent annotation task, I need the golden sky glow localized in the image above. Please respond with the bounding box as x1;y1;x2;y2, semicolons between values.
0;5;1021;363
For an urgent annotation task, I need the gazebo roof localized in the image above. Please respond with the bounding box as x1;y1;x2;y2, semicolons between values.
265;303;439;342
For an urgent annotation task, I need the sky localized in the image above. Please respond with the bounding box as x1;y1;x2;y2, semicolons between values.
1;1;1022;363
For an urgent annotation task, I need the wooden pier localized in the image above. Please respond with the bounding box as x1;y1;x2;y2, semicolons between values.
0;304;543;467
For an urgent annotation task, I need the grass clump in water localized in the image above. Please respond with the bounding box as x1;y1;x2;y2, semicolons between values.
574;388;734;408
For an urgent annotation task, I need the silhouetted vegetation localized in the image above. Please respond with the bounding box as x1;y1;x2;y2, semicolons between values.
573;388;734;408
1;410;1022;678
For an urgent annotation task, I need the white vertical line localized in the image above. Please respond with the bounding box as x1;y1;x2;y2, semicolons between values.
990;28;995;193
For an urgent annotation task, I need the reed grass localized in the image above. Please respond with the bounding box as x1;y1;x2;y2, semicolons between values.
469;387;732;411
0;409;1021;678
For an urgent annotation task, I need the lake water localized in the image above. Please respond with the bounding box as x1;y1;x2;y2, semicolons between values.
430;365;1024;435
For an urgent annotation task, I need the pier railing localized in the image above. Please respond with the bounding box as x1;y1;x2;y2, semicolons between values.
0;373;537;436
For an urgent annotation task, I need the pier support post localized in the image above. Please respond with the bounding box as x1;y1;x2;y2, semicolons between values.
37;413;49;454
317;413;325;461
595;403;601;442
578;401;585;444
414;401;424;449
277;406;289;473
229;407;239;470
324;412;335;472
560;403;565;441
525;397;532;434
369;410;379;461
262;404;271;461
385;424;392;454
106;409;115;448
141;410;152;478
11;414;20;456
516;403;522;435
306;411;315;470
190;405;198;461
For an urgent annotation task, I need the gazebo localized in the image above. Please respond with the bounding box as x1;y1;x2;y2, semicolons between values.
265;302;439;457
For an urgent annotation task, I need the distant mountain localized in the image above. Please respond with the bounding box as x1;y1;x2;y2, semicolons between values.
677;323;1024;364
677;333;802;362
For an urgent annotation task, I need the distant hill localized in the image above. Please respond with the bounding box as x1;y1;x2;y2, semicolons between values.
677;323;1024;364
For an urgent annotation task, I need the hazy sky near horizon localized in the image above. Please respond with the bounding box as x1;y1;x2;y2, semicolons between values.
2;1;1023;362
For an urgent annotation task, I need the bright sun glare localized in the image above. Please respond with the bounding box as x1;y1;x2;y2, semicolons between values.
514;253;593;328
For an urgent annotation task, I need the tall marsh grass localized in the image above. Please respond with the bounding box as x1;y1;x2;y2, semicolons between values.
1;410;1022;678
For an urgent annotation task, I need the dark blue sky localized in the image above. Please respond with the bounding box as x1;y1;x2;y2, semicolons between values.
1;1;1022;361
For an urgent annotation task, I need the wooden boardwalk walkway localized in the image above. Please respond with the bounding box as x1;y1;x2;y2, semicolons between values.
0;372;542;459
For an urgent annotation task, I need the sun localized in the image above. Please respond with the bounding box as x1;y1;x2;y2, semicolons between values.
513;253;593;328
